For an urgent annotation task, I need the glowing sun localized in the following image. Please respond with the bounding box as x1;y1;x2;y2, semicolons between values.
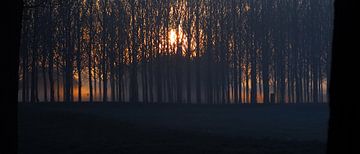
169;29;177;45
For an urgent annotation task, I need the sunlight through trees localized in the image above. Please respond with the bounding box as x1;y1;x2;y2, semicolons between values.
18;0;333;104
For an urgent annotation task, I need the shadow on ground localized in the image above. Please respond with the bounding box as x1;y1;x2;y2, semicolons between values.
18;104;326;154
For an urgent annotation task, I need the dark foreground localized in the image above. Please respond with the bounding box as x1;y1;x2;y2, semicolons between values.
18;103;328;154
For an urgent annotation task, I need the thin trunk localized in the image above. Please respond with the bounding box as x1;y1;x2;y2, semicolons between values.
102;0;108;103
42;60;47;102
88;0;94;103
48;2;54;102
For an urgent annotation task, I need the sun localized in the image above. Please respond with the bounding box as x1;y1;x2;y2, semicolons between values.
169;29;177;45
166;27;196;57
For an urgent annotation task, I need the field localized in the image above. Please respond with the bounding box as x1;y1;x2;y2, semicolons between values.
18;103;328;154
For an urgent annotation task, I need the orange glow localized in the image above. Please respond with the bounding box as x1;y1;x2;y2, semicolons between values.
167;26;199;57
244;3;251;12
169;29;177;45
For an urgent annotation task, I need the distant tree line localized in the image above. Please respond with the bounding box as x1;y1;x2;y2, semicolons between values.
19;0;332;104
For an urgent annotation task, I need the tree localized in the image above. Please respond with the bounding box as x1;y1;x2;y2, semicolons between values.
17;0;332;104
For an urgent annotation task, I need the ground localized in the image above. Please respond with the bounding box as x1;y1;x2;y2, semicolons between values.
18;103;328;154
